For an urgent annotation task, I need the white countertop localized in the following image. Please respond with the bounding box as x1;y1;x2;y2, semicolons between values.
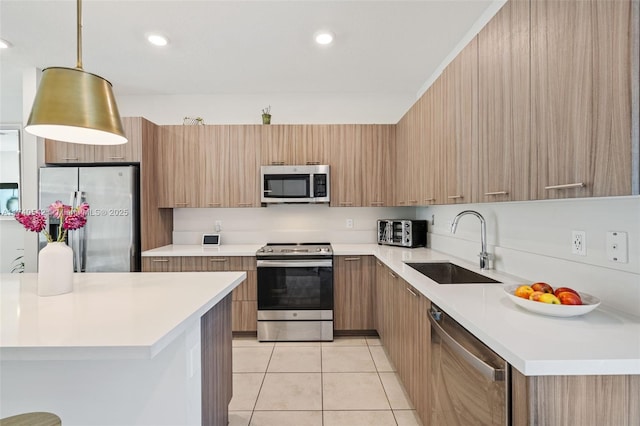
142;244;263;257
142;243;640;376
0;272;245;361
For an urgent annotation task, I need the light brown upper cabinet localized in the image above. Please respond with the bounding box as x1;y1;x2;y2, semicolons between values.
228;125;261;207
156;125;202;208
531;0;633;199
94;117;144;163
361;125;396;207
394;113;410;206
420;83;444;205
45;140;95;163
46;117;145;164
261;125;330;166
201;126;230;208
440;37;479;204
261;125;301;165
330;125;363;207
478;0;533;202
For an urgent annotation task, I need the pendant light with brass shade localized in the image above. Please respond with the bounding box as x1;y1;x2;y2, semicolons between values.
25;0;127;145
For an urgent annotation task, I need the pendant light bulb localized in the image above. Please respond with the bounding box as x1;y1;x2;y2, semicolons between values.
25;0;127;145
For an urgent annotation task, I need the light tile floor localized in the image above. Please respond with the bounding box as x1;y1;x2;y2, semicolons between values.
229;336;423;426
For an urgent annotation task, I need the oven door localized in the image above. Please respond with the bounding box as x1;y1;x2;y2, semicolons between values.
257;259;333;315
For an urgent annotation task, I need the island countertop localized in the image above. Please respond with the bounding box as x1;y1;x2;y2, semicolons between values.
0;271;245;361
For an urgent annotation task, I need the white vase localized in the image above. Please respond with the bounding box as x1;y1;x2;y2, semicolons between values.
38;241;74;296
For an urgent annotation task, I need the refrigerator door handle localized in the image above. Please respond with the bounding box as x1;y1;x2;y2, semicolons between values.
78;191;88;272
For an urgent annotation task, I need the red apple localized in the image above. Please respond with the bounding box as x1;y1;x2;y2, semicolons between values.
529;291;545;302
531;282;554;294
554;287;580;298
558;292;583;305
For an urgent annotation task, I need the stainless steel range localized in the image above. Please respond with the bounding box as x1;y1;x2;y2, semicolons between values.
256;243;333;342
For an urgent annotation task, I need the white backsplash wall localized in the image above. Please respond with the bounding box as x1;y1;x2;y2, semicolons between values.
417;196;640;316
173;205;413;245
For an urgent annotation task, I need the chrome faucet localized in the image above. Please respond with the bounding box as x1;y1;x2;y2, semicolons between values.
450;210;491;270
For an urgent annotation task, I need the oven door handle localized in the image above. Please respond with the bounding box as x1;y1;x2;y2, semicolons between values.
257;259;333;268
428;307;505;382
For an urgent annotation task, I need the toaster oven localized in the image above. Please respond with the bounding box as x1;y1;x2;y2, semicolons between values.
377;219;427;248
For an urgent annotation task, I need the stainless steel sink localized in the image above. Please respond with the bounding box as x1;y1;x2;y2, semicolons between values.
405;262;501;284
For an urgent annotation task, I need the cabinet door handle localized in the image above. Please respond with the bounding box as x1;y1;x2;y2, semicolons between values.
237;202;253;207
484;191;508;196
544;183;584;190
175;202;189;205
406;287;418;297
107;156;125;160
209;258;228;262
344;257;361;261
388;271;397;279
424;198;436;202
306;161;320;165
270;161;285;166
409;200;418;204
152;259;169;263
207;202;221;206
338;202;353;206
398;201;406;205
376;261;382;266
447;195;463;199
63;157;79;161
370;201;384;206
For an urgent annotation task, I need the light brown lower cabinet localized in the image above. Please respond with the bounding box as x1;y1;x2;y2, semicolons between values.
512;369;640;426
375;262;430;423
200;293;232;426
334;255;375;331
143;256;257;332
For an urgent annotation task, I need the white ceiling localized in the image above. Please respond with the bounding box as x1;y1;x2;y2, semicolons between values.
0;0;497;119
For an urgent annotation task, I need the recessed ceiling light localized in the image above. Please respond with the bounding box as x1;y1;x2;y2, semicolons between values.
0;39;12;49
147;34;169;47
314;31;334;46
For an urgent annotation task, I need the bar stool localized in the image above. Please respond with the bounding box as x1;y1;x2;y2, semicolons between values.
0;412;61;426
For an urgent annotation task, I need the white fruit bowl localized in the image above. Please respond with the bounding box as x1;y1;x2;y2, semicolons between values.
503;285;601;317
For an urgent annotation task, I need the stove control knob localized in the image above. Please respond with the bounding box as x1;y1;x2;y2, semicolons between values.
266;248;273;253
257;248;264;253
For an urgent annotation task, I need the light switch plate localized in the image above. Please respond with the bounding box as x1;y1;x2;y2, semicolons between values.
606;231;628;263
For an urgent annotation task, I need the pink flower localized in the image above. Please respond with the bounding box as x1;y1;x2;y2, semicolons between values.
48;200;64;218
15;211;47;233
77;202;90;217
62;213;87;230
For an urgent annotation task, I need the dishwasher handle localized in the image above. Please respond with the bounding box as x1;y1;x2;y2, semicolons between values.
428;307;505;382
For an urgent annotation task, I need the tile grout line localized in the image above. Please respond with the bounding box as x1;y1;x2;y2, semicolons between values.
367;338;401;426
248;343;275;425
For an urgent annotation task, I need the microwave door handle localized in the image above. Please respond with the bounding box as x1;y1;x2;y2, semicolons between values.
428;308;505;382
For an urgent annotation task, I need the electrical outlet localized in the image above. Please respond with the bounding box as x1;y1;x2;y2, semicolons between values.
606;231;628;263
214;220;222;232
571;231;586;256
346;218;354;229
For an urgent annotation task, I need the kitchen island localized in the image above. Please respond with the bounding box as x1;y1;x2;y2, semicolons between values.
0;271;245;426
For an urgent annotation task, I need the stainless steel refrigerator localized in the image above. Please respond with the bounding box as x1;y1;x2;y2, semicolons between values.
39;166;140;272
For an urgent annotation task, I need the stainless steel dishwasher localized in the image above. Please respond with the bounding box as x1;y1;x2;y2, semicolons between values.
428;304;510;426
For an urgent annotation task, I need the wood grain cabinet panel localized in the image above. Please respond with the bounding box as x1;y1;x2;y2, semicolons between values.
330;125;363;207
511;369;640;426
531;0;633;199
440;37;479;205
418;87;443;205
94;117;143;163
201;125;230;208
333;255;375;331
232;301;258;332
155;125;183;207
141;256;182;272
478;0;532;202
299;125;331;165
228;126;261;207
44;140;95;164
261;125;302;165
361;125;396;207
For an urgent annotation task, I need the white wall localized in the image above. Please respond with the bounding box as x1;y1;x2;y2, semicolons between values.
417;196;640;316
173;205;414;245
117;92;413;125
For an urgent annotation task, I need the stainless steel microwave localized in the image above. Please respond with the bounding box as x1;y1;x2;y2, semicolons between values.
261;165;330;204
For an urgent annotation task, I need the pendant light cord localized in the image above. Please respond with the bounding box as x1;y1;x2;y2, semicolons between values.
76;0;83;69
